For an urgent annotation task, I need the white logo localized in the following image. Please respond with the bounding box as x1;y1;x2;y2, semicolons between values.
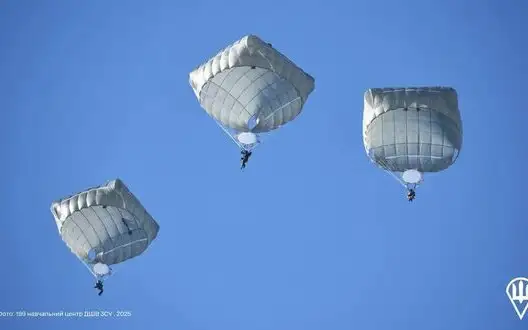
506;277;528;320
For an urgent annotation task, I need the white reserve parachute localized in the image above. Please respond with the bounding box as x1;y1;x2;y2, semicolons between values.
189;34;315;155
50;179;159;279
362;87;463;199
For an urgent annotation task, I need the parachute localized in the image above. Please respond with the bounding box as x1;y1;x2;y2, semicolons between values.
362;87;463;195
189;34;315;153
50;179;159;280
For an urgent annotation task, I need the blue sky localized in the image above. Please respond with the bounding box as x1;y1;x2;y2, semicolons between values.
1;0;527;329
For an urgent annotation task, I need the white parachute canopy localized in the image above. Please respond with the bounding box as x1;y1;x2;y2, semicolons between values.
362;87;463;187
50;179;160;278
189;35;315;150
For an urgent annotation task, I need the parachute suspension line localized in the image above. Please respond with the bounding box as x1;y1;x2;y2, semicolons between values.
376;157;407;188
75;252;115;281
75;253;97;279
200;90;255;149
213;118;243;149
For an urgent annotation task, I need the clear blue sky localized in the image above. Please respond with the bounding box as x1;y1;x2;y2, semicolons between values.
1;0;527;329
